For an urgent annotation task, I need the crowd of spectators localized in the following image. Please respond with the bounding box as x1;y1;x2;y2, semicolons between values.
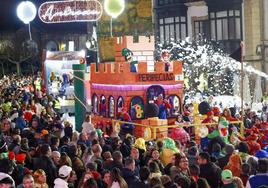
0;74;267;188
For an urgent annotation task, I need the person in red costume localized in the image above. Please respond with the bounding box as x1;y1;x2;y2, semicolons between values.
118;108;134;136
202;111;217;133
202;111;217;124
154;94;171;119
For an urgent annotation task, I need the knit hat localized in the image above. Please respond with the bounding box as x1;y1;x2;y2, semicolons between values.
59;165;72;178
15;153;26;163
221;170;233;180
8;151;15;161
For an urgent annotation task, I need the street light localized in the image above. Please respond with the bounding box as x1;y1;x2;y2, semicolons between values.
17;1;37;40
104;0;125;36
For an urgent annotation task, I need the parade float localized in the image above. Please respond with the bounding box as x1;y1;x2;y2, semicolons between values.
42;50;90;115
90;35;184;139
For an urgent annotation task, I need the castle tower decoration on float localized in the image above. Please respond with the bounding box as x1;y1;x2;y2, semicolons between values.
90;36;184;139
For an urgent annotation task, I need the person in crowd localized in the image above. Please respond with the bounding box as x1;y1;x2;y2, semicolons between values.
221;170;237;188
33;169;48;188
33;144;57;187
170;153;190;179
148;148;165;173
90;144;102;163
102;170;111;188
218;144;235;169
224;153;242;177
17;174;34;188
198;152;222;188
149;161;162;179
54;165;72;188
122;157;140;185
110;167;128;188
82;114;95;135
246;158;268;188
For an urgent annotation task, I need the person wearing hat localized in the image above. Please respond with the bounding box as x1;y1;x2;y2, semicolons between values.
54;165;72;188
121;48;138;72
15;153;31;185
221;169;237;188
0;172;15;188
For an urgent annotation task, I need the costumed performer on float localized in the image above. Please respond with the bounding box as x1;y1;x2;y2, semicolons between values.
118;108;135;137
208;117;230;143
161;50;171;72
122;48;138;72
154;94;171;119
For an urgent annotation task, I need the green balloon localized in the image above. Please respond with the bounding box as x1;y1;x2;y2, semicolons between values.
104;0;125;18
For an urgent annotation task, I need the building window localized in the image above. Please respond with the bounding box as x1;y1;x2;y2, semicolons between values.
194;20;210;38
99;95;106;117
209;9;242;40
168;95;181;117
116;96;124;114
159;16;187;43
108;96;115;118
92;94;98;115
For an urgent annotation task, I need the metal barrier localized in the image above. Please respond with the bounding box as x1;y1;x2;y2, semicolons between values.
112;119;244;141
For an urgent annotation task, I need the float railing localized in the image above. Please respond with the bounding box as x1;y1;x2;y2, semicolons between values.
111;119;244;141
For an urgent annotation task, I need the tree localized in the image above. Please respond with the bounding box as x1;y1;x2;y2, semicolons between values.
0;30;38;75
156;36;240;97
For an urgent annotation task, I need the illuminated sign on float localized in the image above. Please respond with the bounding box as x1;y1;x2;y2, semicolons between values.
38;0;103;23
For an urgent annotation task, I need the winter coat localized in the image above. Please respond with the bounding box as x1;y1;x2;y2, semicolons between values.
199;162;222;188
122;168;140;185
33;156;57;187
103;161;124;171
217;154;232;169
131;180;149;188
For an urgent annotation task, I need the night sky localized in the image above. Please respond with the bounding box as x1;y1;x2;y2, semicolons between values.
0;0;88;33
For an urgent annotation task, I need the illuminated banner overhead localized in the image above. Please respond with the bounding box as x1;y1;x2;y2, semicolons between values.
38;0;103;23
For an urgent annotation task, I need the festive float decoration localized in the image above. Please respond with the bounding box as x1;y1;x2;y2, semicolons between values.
90;36;184;139
17;1;37;24
38;0;103;23
72;64;87;131
208;117;230;143
160;137;179;165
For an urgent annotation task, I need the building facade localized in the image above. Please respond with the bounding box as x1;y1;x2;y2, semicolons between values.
154;0;243;54
154;0;268;91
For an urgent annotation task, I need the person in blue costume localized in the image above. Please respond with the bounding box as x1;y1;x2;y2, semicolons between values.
121;48;138;72
154;94;171;119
